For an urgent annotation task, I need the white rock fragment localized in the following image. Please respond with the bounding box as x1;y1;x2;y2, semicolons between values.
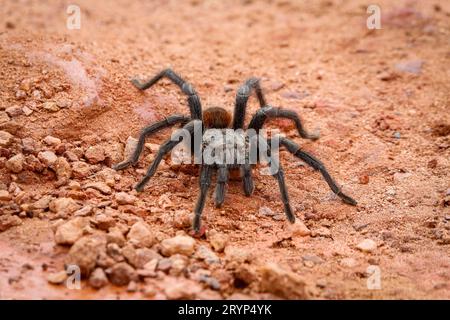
356;239;377;253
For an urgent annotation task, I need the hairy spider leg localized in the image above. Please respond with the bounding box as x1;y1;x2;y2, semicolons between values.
134;120;201;192
214;165;229;208
241;163;254;196
279;137;357;205
193;165;214;232
131;68;202;120
113;115;190;170
233;77;267;129
259;137;296;222
248;106;319;140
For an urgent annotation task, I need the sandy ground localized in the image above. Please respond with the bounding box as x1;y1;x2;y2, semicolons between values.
0;0;449;300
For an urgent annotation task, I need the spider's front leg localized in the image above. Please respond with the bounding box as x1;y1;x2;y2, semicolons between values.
113;115;190;171
214;165;228;208
193;165;213;232
233;77;267;129
132;120;201;192
131;68;202;120
241;163;254;196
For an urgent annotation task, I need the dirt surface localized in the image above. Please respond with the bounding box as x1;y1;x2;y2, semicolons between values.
1;0;449;300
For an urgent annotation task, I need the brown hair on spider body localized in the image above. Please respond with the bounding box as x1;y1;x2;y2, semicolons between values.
202;107;232;129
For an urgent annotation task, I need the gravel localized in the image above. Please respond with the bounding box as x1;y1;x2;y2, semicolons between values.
49;197;81;216
114;192;137;205
84;145;105;164
65;235;106;277
356;239;377;253
6;153;24;173
160;235;196;257
0;130;14;147
89;268;108;289
38;150;58;166
259;263;307;299
127;221;154;248
54;217;89;245
106;262;137;286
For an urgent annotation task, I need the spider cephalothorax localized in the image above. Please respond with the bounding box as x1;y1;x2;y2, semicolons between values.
114;69;357;232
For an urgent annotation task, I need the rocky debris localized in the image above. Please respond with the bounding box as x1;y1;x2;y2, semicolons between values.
47;271;68;285
359;174;370;184
71;161;92;178
195;245;220;265
6;153;24;173
127;281;138;292
65;235;106;277
0;131;14;147
123;136;138;159
103;142;124;166
194;269;221;290
106;243;124;262
114;192;136;205
0;190;12;201
157;257;172;273
38;150;57;167
24;154;44;173
49;197;81;216
42;101;59;112
353;222;369;232
340;257;359;268
56;98;71;109
395;60;423;75
22;137;39;154
286;220;311;237
92;213;116;231
233;265;257;288
64;150;79;162
258;206;276;216
169;255;188;276
95;168;116;187
106;227;126;246
84;145;105;164
89;268;108;289
0;215;22;232
43;136;61;146
311;227;332;238
163;277;202;300
31;195;53;210
281;90;309;100
127;221;154;248
356;239;377;253
207;231;227;252
172;209;192;229
0;112;10;124
302;255;324;267
83;182;111;195
54;157;72;180
124;246;161;269
96;251;116;269
106;262;137;286
259;263;307;299
54;217;89;245
5;105;23;117
22;106;33;116
224;246;253;263
160;235;196;257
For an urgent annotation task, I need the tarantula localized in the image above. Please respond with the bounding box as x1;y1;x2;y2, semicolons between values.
114;69;357;232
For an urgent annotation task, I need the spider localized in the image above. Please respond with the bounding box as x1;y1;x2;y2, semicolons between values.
114;69;357;232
